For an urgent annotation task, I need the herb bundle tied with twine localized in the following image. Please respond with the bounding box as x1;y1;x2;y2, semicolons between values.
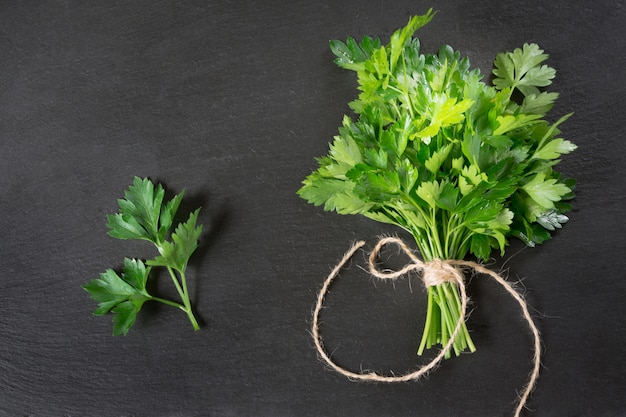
299;9;576;416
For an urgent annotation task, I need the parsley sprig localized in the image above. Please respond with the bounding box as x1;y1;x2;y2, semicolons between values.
298;10;576;357
83;177;202;335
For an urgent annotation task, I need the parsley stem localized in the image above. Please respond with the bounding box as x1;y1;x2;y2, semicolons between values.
165;265;200;331
149;296;186;311
417;286;435;355
165;266;186;300
429;209;445;260
437;284;458;358
178;269;199;331
449;280;476;352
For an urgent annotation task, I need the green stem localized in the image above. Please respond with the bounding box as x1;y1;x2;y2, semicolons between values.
437;284;459;358
449;280;477;353
429;295;440;349
165;267;200;331
441;282;468;354
178;269;200;331
444;213;460;258
149;296;186;311
424;214;440;260
456;231;474;260
166;266;186;301
417;286;435;355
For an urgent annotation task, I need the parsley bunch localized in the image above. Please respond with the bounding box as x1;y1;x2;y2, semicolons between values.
83;177;202;335
298;10;576;357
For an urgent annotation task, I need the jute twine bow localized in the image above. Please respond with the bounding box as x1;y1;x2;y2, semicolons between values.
312;237;541;417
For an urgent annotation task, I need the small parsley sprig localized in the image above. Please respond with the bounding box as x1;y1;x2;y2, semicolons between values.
299;10;576;357
83;177;203;335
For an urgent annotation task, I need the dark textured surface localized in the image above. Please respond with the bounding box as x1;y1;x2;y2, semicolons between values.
1;1;625;416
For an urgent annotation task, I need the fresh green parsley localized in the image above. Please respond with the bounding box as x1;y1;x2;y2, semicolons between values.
298;10;576;357
83;177;203;335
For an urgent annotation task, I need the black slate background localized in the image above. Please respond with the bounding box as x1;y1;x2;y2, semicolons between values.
1;1;625;416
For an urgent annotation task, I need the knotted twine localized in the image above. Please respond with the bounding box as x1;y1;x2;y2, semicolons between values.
312;237;541;417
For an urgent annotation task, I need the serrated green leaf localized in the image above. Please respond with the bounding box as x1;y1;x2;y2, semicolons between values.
464;201;505;231
416;95;473;140
429;55;450;93
83;269;134;315
147;209;202;272
394;206;428;230
493;43;556;97
330;38;366;70
470;234;492;260
299;174;353;207
522;173;571;209
106;213;151;241
493;114;541;135
490;230;508;255
389;10;436;70
381;117;411;158
120;258;150;292
489;208;514;230
124;177;164;239
425;143;452;174
368;46;390;80
482;178;518;201
345;37;367;62
82;258;151;335
363;147;388;170
331;192;374;215
330;126;363;166
521;92;559;115
485;157;521;181
106;177;184;246
353;170;401;203
159;191;184;241
451;157;464;173
416;180;442;208
511;216;553;247
532;138;578;160
363;210;397;225
436;181;459;212
461;131;482;168
111;300;143;336
518;65;556;96
458;165;487;196
397;158;419;192
359;35;381;56
483;135;513;149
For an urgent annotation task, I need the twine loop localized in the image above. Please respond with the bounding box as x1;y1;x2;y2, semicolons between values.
312;237;541;417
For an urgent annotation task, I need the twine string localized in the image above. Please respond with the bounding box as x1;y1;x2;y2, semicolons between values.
311;237;541;417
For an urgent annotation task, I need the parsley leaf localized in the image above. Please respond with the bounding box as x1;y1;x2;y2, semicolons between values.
493;43;556;97
106;176;184;245
522;172;571;210
147;209;202;273
82;258;150;336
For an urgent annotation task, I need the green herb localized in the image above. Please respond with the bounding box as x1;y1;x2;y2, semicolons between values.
298;10;576;357
83;177;202;335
